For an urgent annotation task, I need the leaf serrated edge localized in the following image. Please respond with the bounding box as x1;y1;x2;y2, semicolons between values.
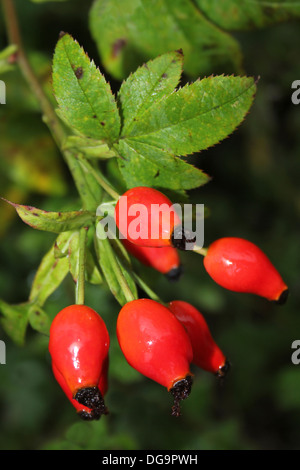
124;74;258;158
118;49;185;136
53;32;121;143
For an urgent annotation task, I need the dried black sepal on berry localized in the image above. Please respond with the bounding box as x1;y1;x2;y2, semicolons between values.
75;386;108;419
169;375;193;418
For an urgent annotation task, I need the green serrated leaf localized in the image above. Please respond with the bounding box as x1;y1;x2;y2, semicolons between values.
52;33;120;143
94;228;138;306
4;199;95;233
118;50;184;136
28;304;51;336
116;139;210;190
115;75;256;189
124;75;257;155
194;0;300;31
89;0;242;80
29;233;71;306
0;300;29;346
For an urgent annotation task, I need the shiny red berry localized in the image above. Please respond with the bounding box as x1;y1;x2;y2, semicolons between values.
116;298;193;417
203;237;288;304
49;305;110;419
114;186;181;248
168;300;229;378
121;238;182;281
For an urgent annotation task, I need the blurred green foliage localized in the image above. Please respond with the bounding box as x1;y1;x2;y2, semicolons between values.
0;0;300;450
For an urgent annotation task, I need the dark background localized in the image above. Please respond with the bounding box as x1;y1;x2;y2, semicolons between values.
0;0;300;450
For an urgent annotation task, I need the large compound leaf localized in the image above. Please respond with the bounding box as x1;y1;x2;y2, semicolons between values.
123;75;257;155
115;75;256;188
89;0;242;81
52;33;120;143
116;50;210;189
195;0;300;31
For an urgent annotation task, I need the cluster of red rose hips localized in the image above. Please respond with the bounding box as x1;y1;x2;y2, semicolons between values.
49;187;289;420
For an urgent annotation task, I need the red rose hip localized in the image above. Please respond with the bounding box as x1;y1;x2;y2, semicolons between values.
114;186;182;248
168;300;229;378
116;298;193;417
203;237;288;304
49;304;110;419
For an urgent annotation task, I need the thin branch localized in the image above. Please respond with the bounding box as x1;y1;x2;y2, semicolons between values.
192;245;208;256
1;0;118;208
2;0;66;147
131;271;164;305
77;154;120;201
75;227;88;305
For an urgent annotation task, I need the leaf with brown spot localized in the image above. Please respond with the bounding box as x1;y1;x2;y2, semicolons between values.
53;33;120;143
118;50;184;136
2;198;95;233
28;305;51;336
125;75;257;157
89;0;242;80
115;74;256;190
194;0;300;31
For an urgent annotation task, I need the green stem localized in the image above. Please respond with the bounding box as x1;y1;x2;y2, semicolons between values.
1;0;66;148
131;272;164;305
115;266;136;304
63;150;100;211
2;0;115;209
77;154;120;200
192;245;208;256
75;227;88;305
106;241;136;304
95;234;136;305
